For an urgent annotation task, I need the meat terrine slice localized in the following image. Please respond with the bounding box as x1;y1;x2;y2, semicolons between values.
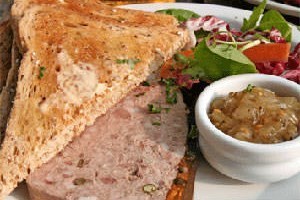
27;84;188;200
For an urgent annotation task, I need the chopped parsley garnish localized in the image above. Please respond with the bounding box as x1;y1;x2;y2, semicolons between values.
148;104;162;114
116;58;141;69
187;125;199;139
174;53;190;64
148;104;171;114
38;66;46;79
163;79;178;104
143;184;157;194
152;121;161;126
244;84;254;92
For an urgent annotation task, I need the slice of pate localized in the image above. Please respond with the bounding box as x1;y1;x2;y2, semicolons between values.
27;84;188;200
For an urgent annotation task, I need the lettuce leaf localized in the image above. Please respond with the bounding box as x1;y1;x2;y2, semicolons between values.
241;0;292;42
155;9;200;22
241;0;267;32
184;38;257;81
258;10;292;42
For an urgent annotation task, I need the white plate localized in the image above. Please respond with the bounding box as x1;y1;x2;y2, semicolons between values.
121;3;300;47
8;3;300;200
245;0;300;17
122;3;300;200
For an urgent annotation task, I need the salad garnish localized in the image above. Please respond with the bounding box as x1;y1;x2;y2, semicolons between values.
241;0;267;32
157;0;299;84
184;37;256;81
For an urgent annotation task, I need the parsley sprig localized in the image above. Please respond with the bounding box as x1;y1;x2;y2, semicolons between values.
148;104;162;114
163;79;178;104
116;58;141;69
147;104;170;114
187;125;199;139
38;66;46;79
244;84;254;92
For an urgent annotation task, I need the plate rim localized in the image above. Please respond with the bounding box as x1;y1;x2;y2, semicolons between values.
244;0;300;17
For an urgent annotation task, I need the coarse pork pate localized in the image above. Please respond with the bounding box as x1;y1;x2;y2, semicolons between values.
27;84;188;200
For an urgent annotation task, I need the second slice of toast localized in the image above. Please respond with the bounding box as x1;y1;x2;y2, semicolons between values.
0;0;13;88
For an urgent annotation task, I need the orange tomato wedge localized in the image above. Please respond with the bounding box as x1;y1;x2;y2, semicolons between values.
160;49;194;79
243;43;291;63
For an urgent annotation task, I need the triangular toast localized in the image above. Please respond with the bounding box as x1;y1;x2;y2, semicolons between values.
0;0;189;198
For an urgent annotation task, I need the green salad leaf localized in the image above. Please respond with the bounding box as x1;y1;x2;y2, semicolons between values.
195;29;210;39
241;0;267;32
155;9;200;22
257;10;292;42
184;38;257;81
241;0;292;42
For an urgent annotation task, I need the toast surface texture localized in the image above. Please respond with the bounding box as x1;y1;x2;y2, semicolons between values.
0;0;189;198
27;85;187;200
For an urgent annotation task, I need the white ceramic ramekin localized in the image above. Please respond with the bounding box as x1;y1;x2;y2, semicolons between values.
195;74;300;183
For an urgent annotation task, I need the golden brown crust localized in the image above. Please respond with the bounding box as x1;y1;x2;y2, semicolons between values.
0;1;190;198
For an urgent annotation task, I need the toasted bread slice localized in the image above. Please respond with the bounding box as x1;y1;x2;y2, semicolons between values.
0;40;21;145
0;1;189;198
0;19;11;92
0;0;14;146
0;18;12;93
